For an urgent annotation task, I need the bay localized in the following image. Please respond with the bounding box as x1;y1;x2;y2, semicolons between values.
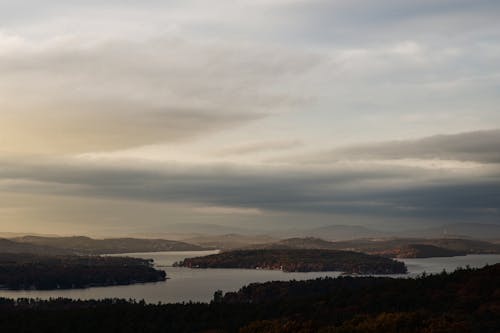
0;251;498;303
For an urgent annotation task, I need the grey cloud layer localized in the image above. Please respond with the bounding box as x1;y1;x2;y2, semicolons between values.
1;151;498;222
216;140;302;156
327;129;500;163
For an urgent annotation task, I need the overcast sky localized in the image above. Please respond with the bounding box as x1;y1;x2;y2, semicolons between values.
0;0;499;235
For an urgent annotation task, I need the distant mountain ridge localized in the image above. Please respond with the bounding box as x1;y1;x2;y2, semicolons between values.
0;238;72;255
286;222;500;241
1;222;499;255
11;236;207;254
376;244;467;258
184;233;277;250
403;223;500;240
299;225;386;240
243;236;500;258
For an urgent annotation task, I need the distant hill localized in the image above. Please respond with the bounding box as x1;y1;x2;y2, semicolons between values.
0;238;71;255
245;237;340;250
244;237;500;258
375;244;467;258
0;232;60;238
290;222;500;241
278;237;342;249
12;236;207;254
184;233;277;250
294;225;388;240
157;223;258;236
406;223;500;240
330;237;500;254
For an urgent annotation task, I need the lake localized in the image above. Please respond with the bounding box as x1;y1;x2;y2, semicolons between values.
1;251;499;303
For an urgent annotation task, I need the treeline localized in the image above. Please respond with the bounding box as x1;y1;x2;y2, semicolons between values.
0;264;498;332
11;236;206;255
381;243;466;258
245;237;500;258
175;249;407;274
0;253;166;290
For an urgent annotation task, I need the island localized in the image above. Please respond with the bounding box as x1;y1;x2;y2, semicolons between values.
0;253;166;290
174;249;407;274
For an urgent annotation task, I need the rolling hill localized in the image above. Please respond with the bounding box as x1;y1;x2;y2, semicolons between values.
11;236;207;254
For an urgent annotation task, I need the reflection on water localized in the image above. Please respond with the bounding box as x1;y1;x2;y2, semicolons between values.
0;251;499;304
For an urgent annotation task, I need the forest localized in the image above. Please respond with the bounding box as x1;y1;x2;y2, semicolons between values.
243;237;500;258
0;253;166;290
0;264;497;332
175;249;407;274
10;236;206;254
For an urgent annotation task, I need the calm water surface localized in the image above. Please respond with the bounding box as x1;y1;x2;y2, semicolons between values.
1;251;499;303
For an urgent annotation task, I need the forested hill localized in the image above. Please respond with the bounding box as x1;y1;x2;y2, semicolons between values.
11;236;206;254
0;238;71;255
175;249;407;274
377;244;466;258
244;237;500;258
0;264;497;332
0;253;166;290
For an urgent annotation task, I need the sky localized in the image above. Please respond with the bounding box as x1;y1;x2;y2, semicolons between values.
0;0;499;236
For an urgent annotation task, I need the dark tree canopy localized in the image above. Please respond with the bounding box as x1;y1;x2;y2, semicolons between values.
0;253;166;290
0;264;498;332
175;249;407;274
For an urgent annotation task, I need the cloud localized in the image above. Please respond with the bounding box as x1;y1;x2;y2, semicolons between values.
0;33;320;153
322;129;500;163
215;140;302;156
0;151;498;223
1;0;500;155
193;206;262;216
269;0;500;45
0;1;499;233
